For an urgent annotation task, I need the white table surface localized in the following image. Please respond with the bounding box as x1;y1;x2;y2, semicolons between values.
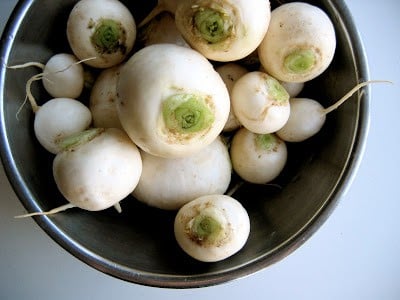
1;1;399;299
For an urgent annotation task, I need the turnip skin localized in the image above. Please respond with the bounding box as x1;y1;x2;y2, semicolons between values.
231;71;290;134
280;81;304;98
117;44;230;158
66;0;137;69
89;65;123;129
34;98;92;154
230;128;287;184
215;63;247;132
258;2;336;83
175;0;271;62
53;128;142;211
174;194;250;262
42;53;85;99
276;98;326;143
133;137;231;210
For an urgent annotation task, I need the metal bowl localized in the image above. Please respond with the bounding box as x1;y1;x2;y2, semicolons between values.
0;0;369;288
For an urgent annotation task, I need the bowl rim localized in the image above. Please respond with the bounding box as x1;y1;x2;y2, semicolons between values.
0;0;370;289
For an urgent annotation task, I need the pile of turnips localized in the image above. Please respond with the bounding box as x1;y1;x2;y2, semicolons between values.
11;0;387;263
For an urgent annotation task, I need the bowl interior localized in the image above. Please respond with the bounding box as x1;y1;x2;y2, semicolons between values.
0;0;369;288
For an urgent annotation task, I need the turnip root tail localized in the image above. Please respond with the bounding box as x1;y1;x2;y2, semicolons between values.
138;3;166;28
323;80;393;114
8;62;45;70
14;203;76;218
114;202;122;213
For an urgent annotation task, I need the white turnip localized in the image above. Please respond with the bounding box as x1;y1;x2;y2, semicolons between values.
175;0;271;62
42;53;85;99
258;2;336;83
52;128;142;211
276;80;391;142
230;128;287;184
116;43;230;158
231;71;290;134
34;98;92;154
174;194;250;262
66;0;137;68
89;65;123;129
215;63;247;132
16;128;142;217
133;137;232;210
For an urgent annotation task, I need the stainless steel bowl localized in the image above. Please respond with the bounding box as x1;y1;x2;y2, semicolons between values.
0;0;369;288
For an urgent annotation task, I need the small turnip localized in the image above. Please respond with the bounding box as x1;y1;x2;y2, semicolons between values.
276;80;391;142
258;2;336;83
215;63;247;132
66;0;137;68
89;65;123;129
116;43;230;158
175;0;271;62
174;194;250;262
230;128;287;184
231;71;290;134
133;137;232;210
42;53;85;99
34;98;92;154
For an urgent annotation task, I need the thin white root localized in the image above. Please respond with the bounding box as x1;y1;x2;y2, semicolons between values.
113;202;122;213
226;181;244;197
138;3;166;28
51;56;96;74
8;62;45;70
25;73;43;113
323;80;393;114
14;203;76;218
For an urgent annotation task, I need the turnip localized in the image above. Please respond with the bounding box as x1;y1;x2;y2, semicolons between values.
116;43;230;158
17;128;142;218
230;128;287;184
41;53;85;99
139;12;190;48
231;71;290;134
133;137;232;210
258;2;336;83
89;65;123;129
215;63;247;132
276;80;392;142
174;0;271;62
53;128;142;211
66;0;137;69
34;98;92;154
174;194;250;262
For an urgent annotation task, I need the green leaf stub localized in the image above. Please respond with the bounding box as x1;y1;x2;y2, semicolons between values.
90;19;127;55
193;8;233;44
255;133;277;151
162;94;215;135
284;49;316;74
